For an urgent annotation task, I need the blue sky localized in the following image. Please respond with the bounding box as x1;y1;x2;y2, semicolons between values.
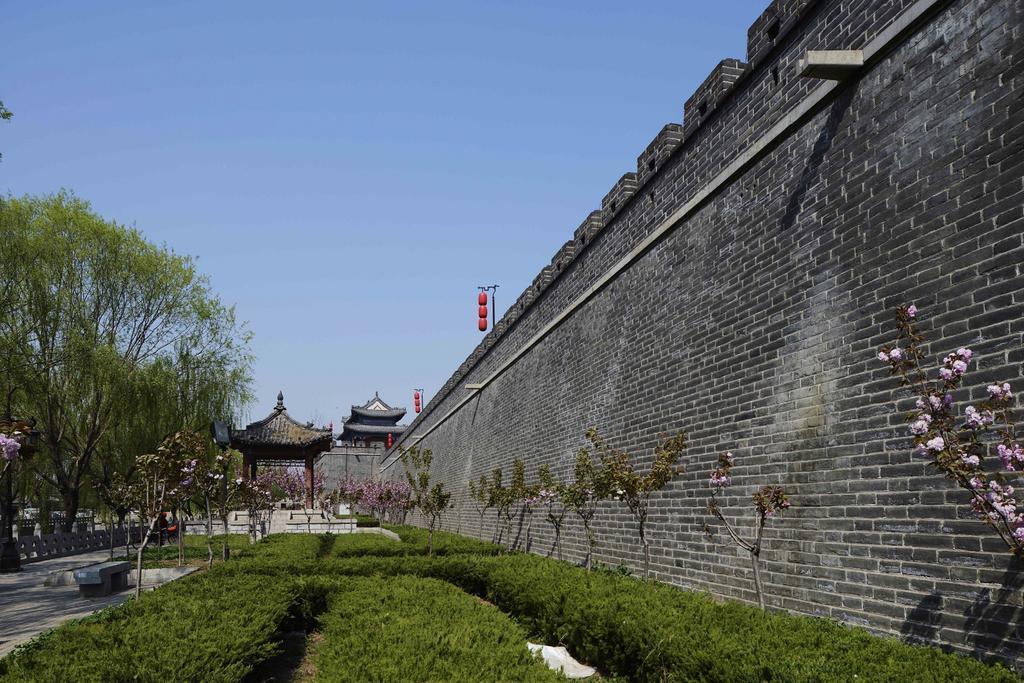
3;0;766;427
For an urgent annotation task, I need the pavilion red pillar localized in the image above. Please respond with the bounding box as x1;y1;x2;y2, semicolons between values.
304;453;314;509
243;451;256;480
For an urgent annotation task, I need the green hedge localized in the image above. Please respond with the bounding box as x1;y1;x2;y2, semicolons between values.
312;575;561;682
5;530;1018;682
0;569;300;682
383;524;506;556
307;553;1018;682
354;513;380;527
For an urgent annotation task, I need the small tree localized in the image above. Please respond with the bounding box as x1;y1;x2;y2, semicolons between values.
232;471;276;544
180;449;229;569
589;427;687;577
562;446;607;570
400;445;451;555
706;452;790;609
536;464;566;560
488;468;514;545
133;430;201;597
878;303;1023;557
336;474;364;518
509;458;539;551
468;473;492;537
212;448;241;561
278;469;325;533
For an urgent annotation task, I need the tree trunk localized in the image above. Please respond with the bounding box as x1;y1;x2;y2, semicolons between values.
205;496;214;569
60;489;80;532
222;512;231;561
428;523;434;557
640;523;650;578
176;512;184;567
135;519;157;598
751;548;765;609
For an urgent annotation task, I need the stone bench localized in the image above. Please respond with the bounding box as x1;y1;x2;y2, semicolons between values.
73;561;131;597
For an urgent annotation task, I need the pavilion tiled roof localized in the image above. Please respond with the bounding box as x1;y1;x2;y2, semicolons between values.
231;391;333;448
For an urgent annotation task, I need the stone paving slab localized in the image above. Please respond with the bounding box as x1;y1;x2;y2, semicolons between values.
0;550;173;658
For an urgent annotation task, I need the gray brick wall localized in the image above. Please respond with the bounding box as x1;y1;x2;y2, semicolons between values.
384;0;1024;667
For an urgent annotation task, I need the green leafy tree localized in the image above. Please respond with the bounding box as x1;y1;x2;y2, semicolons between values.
0;192;252;530
400;445;451;556
588;427;686;577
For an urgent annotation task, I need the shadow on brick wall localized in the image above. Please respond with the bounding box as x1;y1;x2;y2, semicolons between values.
901;557;1024;664
780;86;855;231
963;558;1024;660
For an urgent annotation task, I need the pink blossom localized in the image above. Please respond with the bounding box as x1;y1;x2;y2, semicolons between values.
964;406;993;429
960;454;980;468
909;420;929;436
939;367;953;381
997;443;1024;471
889;348;903;361
1014;526;1024;543
709;471;731;488
926;436;945;452
952;360;968;376
878;351;890;363
988;383;1013;401
956;348;973;362
0;434;20;461
906;305;918;318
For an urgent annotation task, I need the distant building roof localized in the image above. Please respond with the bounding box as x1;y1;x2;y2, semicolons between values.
340;392;407;443
231;391;333;449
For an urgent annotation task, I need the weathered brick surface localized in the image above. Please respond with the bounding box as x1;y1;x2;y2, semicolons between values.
385;0;1024;667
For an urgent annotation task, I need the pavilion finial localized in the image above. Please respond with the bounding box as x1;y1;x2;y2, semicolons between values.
276;390;285;410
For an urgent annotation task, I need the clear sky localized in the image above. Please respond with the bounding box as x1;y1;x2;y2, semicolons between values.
3;0;767;428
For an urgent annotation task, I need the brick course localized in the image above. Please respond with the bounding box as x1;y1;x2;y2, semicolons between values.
384;0;1023;667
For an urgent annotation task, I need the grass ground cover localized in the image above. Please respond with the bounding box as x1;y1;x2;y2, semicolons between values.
2;527;1019;682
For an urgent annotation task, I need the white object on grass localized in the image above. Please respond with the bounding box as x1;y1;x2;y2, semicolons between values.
527;642;596;679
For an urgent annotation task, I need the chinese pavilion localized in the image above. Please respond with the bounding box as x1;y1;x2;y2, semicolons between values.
230;391;332;507
338;393;407;446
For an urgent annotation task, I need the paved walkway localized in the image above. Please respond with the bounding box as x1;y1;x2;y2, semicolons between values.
0;550;136;658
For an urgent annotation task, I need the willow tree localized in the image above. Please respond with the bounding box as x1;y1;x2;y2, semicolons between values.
0;192;252;530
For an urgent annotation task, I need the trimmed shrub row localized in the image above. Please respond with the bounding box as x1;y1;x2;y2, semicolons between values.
312;575;562;682
306;552;1019;682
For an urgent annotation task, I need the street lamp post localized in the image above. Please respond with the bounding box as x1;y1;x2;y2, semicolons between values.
0;417;40;573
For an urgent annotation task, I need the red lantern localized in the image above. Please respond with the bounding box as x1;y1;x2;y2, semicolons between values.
478;291;488;332
386;433;393;449
414;391;421;413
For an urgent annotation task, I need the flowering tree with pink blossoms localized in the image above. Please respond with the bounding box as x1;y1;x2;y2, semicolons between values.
232;470;277;543
707;452;790;609
878;303;1023;558
336;475;364;517
536;464;567;560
